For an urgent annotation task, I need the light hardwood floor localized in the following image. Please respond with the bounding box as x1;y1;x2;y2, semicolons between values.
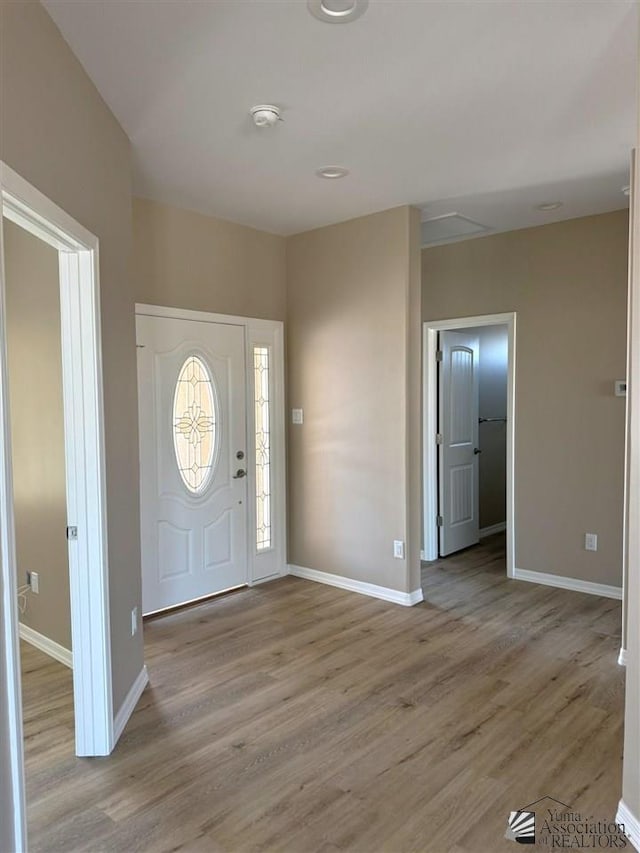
21;535;624;852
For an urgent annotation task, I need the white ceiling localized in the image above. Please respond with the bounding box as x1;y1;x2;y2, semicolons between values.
43;0;637;237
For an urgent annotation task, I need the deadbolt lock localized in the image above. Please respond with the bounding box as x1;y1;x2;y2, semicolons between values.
236;450;245;460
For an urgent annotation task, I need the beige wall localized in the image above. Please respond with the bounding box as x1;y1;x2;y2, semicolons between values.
287;206;422;594
423;210;629;586
3;220;71;650
0;0;142;710
133;197;286;320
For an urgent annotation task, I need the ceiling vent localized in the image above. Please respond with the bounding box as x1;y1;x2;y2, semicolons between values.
421;213;491;246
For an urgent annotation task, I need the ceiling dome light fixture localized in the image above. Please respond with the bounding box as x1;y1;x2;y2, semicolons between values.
250;104;282;128
316;166;349;179
535;201;563;212
307;0;368;24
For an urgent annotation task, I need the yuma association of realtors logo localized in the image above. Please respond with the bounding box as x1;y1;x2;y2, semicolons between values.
506;808;536;844
505;797;628;847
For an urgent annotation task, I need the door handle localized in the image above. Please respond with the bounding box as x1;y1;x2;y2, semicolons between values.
473;447;482;455
233;469;247;479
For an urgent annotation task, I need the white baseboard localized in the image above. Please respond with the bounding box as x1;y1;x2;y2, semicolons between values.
113;665;149;745
619;647;628;666
480;522;507;538
513;568;622;600
19;623;72;668
288;564;424;607
616;800;640;850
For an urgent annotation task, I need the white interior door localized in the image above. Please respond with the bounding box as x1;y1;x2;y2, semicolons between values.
438;330;480;556
137;314;248;614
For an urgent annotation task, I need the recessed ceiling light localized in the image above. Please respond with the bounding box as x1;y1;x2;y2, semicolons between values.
307;0;368;24
622;185;631;197
535;201;563;212
316;166;349;179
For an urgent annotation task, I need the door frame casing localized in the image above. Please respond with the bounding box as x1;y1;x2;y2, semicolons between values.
135;304;287;586
423;312;516;575
0;161;114;849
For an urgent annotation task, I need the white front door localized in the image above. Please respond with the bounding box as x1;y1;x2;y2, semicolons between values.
438;330;480;556
137;314;248;614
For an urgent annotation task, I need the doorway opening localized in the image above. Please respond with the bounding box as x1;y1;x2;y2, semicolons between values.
422;312;516;575
4;218;73;663
135;304;286;618
0;161;116;853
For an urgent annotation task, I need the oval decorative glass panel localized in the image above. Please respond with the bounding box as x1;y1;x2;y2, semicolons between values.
172;355;217;494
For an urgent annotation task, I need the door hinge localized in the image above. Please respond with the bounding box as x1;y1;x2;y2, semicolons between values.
436;350;443;362
436;433;443;445
436;515;443;527
66;526;78;541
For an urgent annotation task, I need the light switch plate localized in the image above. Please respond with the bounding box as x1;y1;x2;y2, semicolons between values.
585;533;598;552
393;540;405;559
292;408;303;425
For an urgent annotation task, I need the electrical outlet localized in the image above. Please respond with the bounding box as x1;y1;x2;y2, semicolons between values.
393;540;405;559
292;408;303;425
585;533;598;552
131;606;138;637
30;571;39;594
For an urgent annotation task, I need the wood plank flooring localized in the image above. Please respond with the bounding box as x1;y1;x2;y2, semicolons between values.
21;535;624;852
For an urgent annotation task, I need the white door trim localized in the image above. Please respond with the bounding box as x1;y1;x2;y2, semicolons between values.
0;162;115;847
423;312;516;576
0;180;27;853
135;304;286;585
